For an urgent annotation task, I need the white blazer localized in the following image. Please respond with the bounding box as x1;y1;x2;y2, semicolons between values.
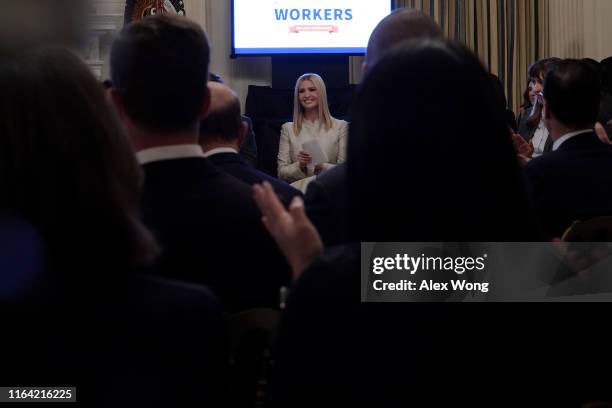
277;118;348;183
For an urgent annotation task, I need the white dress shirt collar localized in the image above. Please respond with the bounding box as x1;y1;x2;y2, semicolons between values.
136;144;205;165
203;147;239;158
531;120;549;158
552;129;593;151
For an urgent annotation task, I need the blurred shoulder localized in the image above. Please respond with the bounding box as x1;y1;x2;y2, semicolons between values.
281;122;295;130
130;273;221;313
281;122;297;137
332;118;349;129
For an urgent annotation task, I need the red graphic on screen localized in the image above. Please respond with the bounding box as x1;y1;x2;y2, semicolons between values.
289;25;339;33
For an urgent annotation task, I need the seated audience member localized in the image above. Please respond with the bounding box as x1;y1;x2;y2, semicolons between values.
525;59;612;239
256;40;545;407
517;58;561;152
0;47;225;406
278;73;347;191
208;72;258;167
200;82;302;203
109;16;289;311
305;8;443;247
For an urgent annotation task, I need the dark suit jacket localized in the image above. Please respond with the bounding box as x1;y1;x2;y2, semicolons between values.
525;131;612;239
239;115;258;168
304;163;348;247
271;244;612;407
517;106;535;141
3;270;226;407
141;157;290;311
207;152;302;204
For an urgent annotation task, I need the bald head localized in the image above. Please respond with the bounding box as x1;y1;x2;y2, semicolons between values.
365;9;442;70
208;82;238;115
199;82;245;147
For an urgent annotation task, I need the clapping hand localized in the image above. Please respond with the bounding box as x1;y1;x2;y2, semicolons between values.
254;182;323;279
595;122;611;145
511;132;534;164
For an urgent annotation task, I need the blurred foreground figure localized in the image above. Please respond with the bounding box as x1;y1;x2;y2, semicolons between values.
258;41;611;407
0;47;225;407
0;0;88;49
110;16;290;311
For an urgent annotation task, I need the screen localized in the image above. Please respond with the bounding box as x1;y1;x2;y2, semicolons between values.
232;0;393;56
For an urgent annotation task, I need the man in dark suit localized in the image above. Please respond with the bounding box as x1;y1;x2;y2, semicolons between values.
200;82;302;204
209;72;259;167
109;16;289;312
305;9;443;246
525;59;612;239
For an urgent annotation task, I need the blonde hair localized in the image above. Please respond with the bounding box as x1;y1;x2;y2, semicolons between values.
292;73;333;135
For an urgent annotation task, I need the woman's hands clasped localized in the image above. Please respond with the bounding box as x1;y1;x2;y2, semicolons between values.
297;150;312;173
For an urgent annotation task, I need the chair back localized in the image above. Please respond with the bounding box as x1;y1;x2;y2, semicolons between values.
228;308;281;407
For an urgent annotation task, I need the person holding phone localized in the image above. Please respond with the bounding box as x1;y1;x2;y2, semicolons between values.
277;73;348;189
517;58;561;156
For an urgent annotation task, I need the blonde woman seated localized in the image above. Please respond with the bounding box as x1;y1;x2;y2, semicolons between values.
278;73;348;191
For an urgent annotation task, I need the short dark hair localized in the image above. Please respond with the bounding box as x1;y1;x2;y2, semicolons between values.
544;59;601;128
199;92;242;142
110;16;210;132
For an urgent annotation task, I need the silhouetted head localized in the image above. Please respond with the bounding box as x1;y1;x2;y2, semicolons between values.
601;56;612;95
365;8;442;72
582;58;602;88
348;40;537;241
110;15;210;133
199;82;245;147
544;59;601;131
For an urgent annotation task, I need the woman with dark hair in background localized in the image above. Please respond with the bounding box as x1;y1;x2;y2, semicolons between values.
517;58;561;154
0;47;224;406
518;80;535;122
256;40;541;407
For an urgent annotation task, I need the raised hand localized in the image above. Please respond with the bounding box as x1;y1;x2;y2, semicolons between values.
254;182;323;279
511;132;534;164
595;122;611;145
